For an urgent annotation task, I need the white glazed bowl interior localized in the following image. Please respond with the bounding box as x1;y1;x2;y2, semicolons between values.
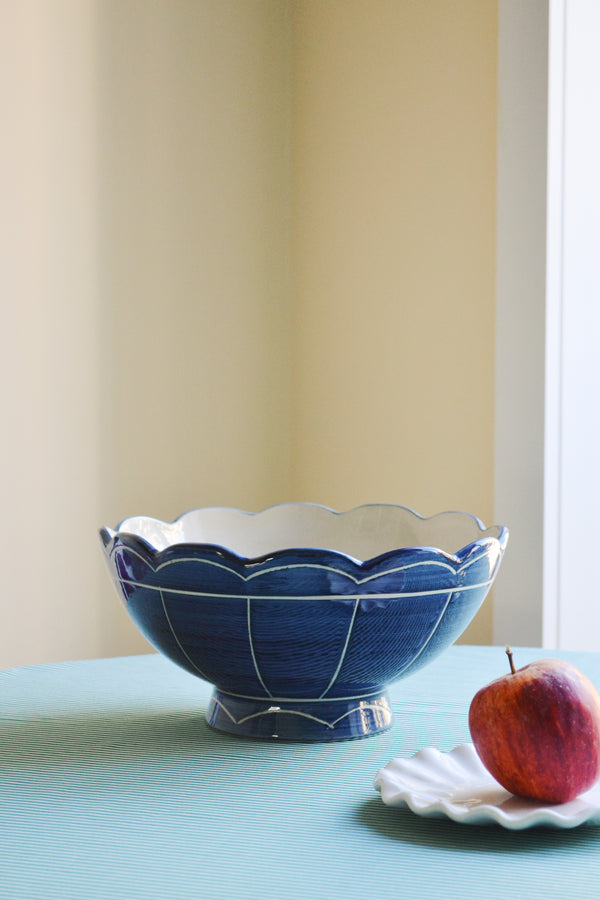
112;502;503;561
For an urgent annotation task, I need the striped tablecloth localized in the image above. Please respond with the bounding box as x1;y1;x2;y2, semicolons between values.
1;645;599;899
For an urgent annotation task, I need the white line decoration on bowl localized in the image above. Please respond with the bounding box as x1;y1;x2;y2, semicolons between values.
122;542;476;703
210;695;392;730
317;598;360;699
112;546;494;703
246;597;274;698
109;545;495;702
155;583;457;704
112;546;494;599
159;589;213;684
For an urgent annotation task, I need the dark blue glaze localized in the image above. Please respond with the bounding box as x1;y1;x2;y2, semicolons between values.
100;507;508;741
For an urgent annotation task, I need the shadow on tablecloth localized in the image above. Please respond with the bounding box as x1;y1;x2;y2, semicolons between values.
356;796;600;852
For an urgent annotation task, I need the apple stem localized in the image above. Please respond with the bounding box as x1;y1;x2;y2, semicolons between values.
505;646;516;675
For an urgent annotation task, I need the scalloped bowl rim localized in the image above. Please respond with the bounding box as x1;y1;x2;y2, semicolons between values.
100;502;508;568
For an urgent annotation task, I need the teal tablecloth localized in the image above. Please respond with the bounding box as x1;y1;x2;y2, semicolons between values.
2;646;600;899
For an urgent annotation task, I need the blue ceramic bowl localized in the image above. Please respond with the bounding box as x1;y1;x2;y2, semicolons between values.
100;503;508;741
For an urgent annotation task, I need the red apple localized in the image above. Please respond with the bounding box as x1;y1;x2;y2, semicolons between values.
468;648;600;803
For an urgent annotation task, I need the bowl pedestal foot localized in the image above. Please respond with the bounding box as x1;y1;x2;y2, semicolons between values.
205;689;393;741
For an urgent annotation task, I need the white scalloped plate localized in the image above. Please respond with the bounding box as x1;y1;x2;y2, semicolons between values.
374;743;600;829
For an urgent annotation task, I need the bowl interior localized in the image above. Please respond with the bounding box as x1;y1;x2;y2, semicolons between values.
111;503;504;562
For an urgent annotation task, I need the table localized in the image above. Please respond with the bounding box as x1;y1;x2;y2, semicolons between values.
1;645;599;899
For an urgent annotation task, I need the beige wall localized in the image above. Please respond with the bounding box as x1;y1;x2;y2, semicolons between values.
98;0;293;525
1;0;497;667
96;1;294;655
290;1;498;642
1;2;105;666
2;1;293;666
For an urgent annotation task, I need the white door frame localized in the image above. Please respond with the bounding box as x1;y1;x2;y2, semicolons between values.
494;0;600;650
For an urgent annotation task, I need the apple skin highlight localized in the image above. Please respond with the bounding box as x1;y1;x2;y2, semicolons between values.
468;656;600;803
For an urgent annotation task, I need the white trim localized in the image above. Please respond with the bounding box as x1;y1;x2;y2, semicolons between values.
495;0;600;650
493;0;550;646
542;0;566;648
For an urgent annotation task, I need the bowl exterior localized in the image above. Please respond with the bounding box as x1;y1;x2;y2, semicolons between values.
101;529;506;739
